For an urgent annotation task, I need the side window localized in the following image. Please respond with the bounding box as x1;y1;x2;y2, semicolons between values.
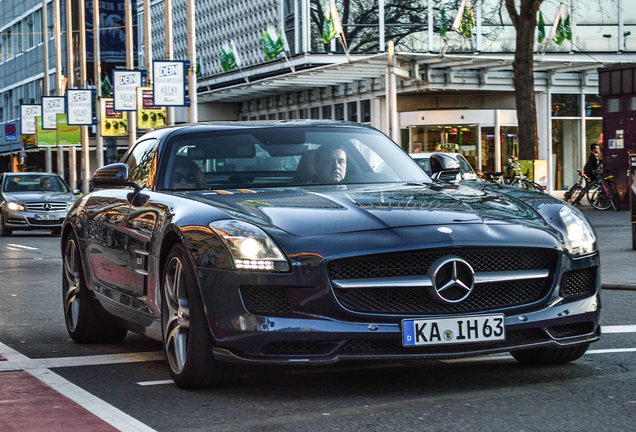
125;138;159;188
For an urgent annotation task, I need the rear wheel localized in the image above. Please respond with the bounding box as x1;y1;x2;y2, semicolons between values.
0;212;13;237
609;183;620;211
510;179;543;192
161;243;242;388
511;343;590;365
564;184;582;204
62;232;127;343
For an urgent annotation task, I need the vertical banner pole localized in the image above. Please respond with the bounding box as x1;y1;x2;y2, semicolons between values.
187;0;197;123
125;0;137;146
54;0;64;178
79;0;90;195
144;0;153;85
164;0;174;125
66;0;76;188
94;0;104;168
43;0;52;172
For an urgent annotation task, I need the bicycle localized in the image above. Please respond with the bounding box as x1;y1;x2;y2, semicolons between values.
563;169;590;205
587;169;620;211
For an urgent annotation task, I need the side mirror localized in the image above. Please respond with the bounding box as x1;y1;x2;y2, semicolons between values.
430;153;461;181
91;163;140;191
72;188;81;195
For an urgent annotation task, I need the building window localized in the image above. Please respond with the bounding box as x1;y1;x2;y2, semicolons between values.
585;94;602;117
278;112;287;120
606;98;622;113
311;106;320;119
361;99;371;123
322;105;332;119
268;113;277;120
335;103;344;121
299;108;308;119
288;110;297;119
347;101;357;122
629;97;636;111
551;94;580;117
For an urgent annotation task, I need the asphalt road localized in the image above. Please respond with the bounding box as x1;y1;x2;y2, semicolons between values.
1;231;636;432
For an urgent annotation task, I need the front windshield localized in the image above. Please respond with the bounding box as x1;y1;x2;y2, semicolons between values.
3;175;69;193
159;125;430;190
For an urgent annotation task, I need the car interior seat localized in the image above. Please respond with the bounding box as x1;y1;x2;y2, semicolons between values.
291;149;316;184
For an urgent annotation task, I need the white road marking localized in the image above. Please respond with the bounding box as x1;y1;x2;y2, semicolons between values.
602;325;636;334
5;246;20;251
0;342;157;432
0;351;165;372
587;348;636;354
137;379;174;386
7;244;39;250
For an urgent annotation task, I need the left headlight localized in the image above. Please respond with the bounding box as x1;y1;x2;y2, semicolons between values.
7;201;25;211
209;220;290;272
559;206;596;256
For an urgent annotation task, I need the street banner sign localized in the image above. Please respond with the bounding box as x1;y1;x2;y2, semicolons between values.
137;87;166;130
20;105;42;135
113;70;143;111
101;99;128;137
57;114;81;146
36;116;57;146
42;96;66;130
153;60;187;107
66;89;94;125
4;123;17;142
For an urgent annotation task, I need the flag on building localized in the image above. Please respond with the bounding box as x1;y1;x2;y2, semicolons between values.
564;11;572;41
101;76;112;98
261;26;288;60
553;13;566;45
439;7;449;38
220;41;241;73
322;0;343;44
537;11;546;44
451;0;475;38
196;55;203;77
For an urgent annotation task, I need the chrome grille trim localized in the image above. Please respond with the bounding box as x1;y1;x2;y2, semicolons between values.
24;202;67;211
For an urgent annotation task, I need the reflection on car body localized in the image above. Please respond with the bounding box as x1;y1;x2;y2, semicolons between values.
61;121;601;389
410;152;479;181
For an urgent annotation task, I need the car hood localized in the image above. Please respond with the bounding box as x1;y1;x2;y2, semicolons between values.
188;183;550;237
4;191;77;203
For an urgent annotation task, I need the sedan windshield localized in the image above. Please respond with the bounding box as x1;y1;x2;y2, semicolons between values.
3;175;69;193
159;125;430;190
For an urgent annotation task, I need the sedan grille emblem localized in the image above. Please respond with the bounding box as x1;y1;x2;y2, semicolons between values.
427;256;475;304
43;203;52;211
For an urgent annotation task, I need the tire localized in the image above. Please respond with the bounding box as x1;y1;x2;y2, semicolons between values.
0;212;13;237
62;232;128;343
161;243;243;389
511;343;590;365
564;184;581;204
588;187;611;211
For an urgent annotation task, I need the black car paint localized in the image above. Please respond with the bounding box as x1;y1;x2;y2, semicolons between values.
62;122;600;366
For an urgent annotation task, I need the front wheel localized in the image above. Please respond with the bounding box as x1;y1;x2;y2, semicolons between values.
510;343;590;365
564;184;582;204
161;243;242;389
588;187;611;210
510;179;544;192
0;212;13;237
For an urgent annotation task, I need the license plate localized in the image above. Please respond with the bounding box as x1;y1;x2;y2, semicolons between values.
402;314;505;346
34;214;59;221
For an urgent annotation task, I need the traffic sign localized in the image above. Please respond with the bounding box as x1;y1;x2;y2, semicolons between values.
5;123;17;142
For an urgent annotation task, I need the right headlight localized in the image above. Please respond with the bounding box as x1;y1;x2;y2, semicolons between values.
209;220;290;272
559;206;596;256
7;201;25;211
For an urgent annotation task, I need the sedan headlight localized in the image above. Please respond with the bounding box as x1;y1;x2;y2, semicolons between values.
209;220;290;272
559;206;596;256
7;201;25;211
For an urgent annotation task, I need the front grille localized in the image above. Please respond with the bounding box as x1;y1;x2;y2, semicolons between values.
328;249;555;280
547;322;595;338
25;202;67;211
560;268;597;300
329;249;556;314
240;286;292;314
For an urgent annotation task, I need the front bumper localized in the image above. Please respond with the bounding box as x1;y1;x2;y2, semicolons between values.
3;209;67;229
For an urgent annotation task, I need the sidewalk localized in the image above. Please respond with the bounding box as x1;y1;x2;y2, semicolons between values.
551;191;636;289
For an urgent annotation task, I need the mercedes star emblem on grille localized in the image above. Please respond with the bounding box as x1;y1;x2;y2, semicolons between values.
43;203;52;211
427;256;475;304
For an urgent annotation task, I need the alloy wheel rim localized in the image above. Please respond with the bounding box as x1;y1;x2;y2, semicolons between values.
164;256;190;375
63;239;81;331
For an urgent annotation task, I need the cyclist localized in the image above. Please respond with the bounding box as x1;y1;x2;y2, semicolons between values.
575;143;601;204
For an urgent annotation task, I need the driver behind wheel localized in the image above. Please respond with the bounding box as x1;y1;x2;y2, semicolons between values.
171;156;206;189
